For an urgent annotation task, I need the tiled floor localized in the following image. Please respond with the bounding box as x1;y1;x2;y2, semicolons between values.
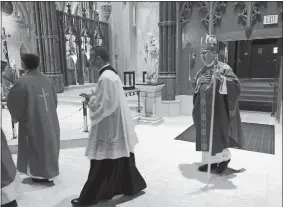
8;113;282;207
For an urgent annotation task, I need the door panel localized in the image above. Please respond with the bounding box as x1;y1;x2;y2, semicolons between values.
251;39;279;78
236;40;251;78
227;41;237;73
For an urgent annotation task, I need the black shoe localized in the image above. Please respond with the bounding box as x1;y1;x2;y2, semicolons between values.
71;198;98;206
31;178;53;183
198;163;218;172
216;159;231;174
71;198;80;206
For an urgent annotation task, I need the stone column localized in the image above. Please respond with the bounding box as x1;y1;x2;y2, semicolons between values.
175;2;182;95
158;2;177;100
32;2;64;93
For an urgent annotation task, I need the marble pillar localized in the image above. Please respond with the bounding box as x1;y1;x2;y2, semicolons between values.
158;2;177;100
32;2;64;93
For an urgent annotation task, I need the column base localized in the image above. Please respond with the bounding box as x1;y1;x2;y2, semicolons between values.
158;99;181;117
138;115;164;126
45;73;64;93
158;74;176;100
176;95;194;116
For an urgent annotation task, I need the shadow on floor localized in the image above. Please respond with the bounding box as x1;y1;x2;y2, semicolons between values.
53;191;145;207
178;162;246;195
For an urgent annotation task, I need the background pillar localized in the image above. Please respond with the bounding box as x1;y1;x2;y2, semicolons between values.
32;2;64;93
158;2;177;100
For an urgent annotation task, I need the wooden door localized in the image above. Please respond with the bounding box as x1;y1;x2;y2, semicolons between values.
235;40;251;78
250;39;280;79
227;41;237;73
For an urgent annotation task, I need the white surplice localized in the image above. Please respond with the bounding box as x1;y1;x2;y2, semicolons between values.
85;69;138;160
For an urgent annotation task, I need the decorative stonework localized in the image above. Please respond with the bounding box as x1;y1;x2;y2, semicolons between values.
199;1;227;31
234;1;267;39
179;2;193;29
101;4;112;21
143;35;159;83
158;21;176;27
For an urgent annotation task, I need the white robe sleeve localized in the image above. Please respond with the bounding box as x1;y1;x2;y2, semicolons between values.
219;75;228;95
89;78;119;126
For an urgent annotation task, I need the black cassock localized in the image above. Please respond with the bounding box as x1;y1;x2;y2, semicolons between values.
79;153;146;205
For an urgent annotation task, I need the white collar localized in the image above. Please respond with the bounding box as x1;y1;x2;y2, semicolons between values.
98;63;110;72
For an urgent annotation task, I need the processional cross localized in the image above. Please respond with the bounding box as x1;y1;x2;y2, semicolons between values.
38;88;49;112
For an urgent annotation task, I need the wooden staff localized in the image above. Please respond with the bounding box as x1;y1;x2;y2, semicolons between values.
82;100;89;132
206;60;218;185
206;1;216;186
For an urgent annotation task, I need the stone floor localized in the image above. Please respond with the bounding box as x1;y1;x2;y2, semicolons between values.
6;112;282;207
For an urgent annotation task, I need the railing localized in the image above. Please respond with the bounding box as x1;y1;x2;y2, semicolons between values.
275;56;282;122
271;56;282;120
124;89;141;113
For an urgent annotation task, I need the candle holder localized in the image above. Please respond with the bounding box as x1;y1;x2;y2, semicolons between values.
123;71;135;90
142;71;147;83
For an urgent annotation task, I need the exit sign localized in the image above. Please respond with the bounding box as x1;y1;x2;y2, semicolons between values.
263;15;278;25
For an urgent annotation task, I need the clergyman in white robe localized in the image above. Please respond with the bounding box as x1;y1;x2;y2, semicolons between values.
74;64;147;206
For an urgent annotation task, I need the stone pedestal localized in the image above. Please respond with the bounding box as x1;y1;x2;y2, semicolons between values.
135;83;165;126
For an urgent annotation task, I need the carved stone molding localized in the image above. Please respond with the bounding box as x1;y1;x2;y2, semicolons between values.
199;1;227;31
158;72;176;79
158;21;176;27
101;4;112;21
179;2;193;29
234;2;248;25
234;1;266;39
213;2;227;25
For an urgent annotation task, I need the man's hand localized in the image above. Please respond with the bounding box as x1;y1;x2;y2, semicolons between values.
199;74;211;84
79;93;91;102
79;93;91;98
214;71;223;81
